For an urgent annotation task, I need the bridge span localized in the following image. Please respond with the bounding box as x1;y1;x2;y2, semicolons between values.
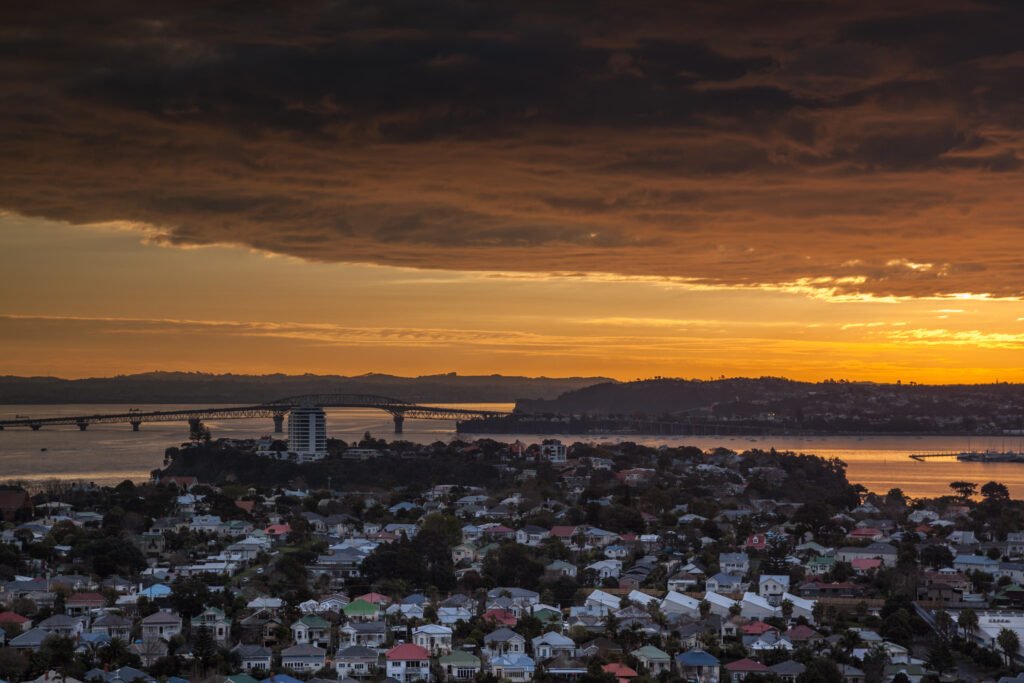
0;394;512;435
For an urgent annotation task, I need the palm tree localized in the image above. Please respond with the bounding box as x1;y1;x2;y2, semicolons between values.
933;609;954;642
839;629;861;655
998;627;1020;667
958;608;978;639
604;612;619;639
780;599;794;623
99;637;130;668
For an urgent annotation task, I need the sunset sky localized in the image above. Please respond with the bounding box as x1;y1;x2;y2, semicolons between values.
2;1;1024;381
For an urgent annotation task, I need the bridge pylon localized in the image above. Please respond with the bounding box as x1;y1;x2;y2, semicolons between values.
392;412;405;434
272;412;285;433
76;420;89;431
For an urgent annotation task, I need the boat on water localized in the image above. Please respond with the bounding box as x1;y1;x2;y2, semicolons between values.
956;450;1024;463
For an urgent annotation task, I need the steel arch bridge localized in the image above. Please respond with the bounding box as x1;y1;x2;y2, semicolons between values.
0;394;511;435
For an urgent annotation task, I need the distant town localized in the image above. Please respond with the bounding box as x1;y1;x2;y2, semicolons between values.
1;432;1024;683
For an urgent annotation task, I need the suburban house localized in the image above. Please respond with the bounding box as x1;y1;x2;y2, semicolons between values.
191;607;231;643
515;526;550;546
412;624;453;655
758;575;791;605
385;643;433;683
489;654;536;681
719;553;750;576
340;622;388;649
724;658;771;682
37;615;85;638
335;645;379;679
531;631;576;660
90;614;132;640
676;649;720;683
233;644;272;673
439;651;481;682
281;644;327;672
706;572;745;594
836;543;898;568
291;615;330;647
632;645;671;675
141;611;182;641
483;628;526;658
65;592;105;616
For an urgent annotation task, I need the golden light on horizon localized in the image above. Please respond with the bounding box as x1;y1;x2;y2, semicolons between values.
3;215;1024;383
2;2;1024;383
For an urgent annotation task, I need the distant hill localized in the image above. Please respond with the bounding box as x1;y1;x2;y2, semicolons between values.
0;372;611;404
514;377;1024;433
517;377;807;415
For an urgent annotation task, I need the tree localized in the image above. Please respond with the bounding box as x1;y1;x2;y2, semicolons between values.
192;625;217;672
949;481;977;500
170;577;211;620
781;599;794;623
920;545;954;570
482;543;544;590
35;634;76;673
419;513;461;547
699;600;711;619
98;638;135;669
998;627;1020;666
811;601;825;625
0;648;29;681
928;638;955;676
886;488;908;509
604;612;619;639
982;481;1010;504
958;608;978;637
880;609;915;648
862;646;889;683
839;629;860;654
796;658;843;683
933;609;954;643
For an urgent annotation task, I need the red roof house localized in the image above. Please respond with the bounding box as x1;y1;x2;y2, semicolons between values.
356;592;392;605
602;663;639;683
725;658;770;679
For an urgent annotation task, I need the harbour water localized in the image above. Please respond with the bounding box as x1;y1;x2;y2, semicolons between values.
2;403;1024;499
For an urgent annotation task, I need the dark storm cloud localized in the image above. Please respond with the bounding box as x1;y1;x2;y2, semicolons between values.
2;0;1024;296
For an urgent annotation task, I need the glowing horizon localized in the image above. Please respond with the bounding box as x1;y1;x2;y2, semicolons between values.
2;2;1024;381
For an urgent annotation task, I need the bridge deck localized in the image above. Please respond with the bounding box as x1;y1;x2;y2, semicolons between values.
0;394;510;430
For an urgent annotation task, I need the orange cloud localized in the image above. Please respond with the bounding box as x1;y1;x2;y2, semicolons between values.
0;2;1022;299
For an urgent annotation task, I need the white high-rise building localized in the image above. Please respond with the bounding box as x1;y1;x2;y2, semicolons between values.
288;404;327;462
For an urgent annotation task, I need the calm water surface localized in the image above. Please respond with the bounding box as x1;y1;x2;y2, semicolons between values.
2;404;1023;498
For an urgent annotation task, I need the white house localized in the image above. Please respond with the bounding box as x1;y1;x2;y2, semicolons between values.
483;628;526;658
758;575;791;606
587;559;622;581
531;631;576;660
660;591;701;618
140;611;182;641
740;592;779;620
412;624;453;655
540;441;567;463
584;589;621;612
719;553;750;576
281;644;326;672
